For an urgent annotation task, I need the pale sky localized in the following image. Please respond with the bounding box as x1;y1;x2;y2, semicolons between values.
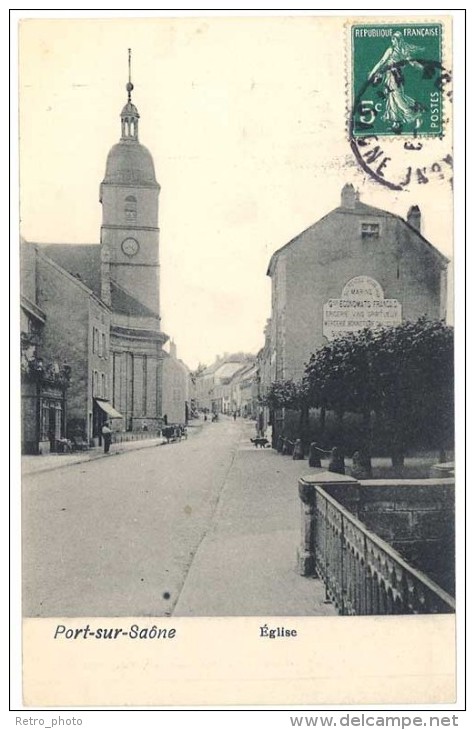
18;16;453;370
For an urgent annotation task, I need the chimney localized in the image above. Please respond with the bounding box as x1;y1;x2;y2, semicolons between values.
341;183;357;209
101;246;111;307
407;205;421;232
169;340;177;358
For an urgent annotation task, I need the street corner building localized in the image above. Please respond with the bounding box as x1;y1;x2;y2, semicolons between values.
20;69;190;454
258;183;450;432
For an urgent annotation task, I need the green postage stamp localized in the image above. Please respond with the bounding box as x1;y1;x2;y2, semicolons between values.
351;23;444;137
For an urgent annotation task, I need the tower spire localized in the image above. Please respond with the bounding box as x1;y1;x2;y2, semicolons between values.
121;48;140;141
127;48;133;101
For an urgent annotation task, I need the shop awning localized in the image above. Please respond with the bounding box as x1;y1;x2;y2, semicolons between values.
94;399;123;419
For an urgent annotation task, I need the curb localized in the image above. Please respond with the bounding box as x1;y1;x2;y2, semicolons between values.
23;437;173;477
22;423;205;477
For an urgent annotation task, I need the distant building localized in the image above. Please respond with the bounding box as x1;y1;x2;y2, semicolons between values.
261;184;449;436
162;341;192;425
194;354;256;414
230;362;259;419
21;59;190;450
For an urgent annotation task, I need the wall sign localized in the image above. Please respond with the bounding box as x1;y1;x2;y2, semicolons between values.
323;275;402;340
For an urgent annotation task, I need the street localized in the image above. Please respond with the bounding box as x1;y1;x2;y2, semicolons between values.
22;417;333;618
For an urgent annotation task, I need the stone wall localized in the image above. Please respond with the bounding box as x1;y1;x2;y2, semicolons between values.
36;254;91;436
162;355;189;424
21;381;38;453
281;209;445;381
101;183;161;315
325;479;455;595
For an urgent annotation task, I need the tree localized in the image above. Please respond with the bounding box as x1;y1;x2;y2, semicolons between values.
259;379;307;411
305;318;454;470
365;318;453;469
259;379;310;443
190;362;207;385
306;329;374;451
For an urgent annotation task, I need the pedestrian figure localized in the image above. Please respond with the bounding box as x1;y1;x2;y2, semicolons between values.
101;421;112;454
233;411;237;421
328;446;345;475
292;439;305;460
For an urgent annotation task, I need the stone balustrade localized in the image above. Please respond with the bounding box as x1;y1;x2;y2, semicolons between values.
298;472;455;616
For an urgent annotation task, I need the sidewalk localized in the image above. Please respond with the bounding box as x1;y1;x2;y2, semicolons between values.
173;421;337;617
21;424;202;477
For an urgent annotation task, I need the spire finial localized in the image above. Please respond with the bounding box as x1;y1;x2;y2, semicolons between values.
121;48;139;141
126;48;134;102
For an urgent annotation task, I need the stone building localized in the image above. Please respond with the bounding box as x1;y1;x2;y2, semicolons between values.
161;342;192;426
21;242;110;452
21;64;189;449
260;184;449;436
194;355;255;414
230;362;259;419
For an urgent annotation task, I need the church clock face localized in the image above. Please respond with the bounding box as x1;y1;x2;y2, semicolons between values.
121;237;140;257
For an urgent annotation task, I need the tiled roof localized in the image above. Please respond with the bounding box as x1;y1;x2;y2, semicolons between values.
110;280;160;319
267;200;449;275
37;243;101;296
215;362;247;381
33;242;160;319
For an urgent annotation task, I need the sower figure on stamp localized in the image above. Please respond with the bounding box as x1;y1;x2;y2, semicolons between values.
101;421;112;454
368;32;424;132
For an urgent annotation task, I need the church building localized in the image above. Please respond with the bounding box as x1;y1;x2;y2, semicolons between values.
22;56;188;449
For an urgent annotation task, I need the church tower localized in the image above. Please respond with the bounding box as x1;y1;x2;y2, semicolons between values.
99;51;167;432
100;50;161;315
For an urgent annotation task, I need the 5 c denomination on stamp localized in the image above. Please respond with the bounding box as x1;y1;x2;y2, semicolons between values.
348;22;452;191
352;23;444;138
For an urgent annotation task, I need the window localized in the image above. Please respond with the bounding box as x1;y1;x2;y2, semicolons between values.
102;333;107;358
361;223;380;239
93;370;99;397
125;195;137;222
93;327;101;355
101;373;106;398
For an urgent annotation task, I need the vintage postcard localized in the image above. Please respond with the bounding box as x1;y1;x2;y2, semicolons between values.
14;13;461;710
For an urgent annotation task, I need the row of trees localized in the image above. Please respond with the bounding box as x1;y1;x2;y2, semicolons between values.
260;318;454;467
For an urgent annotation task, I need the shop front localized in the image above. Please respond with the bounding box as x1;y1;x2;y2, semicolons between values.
21;377;68;455
92;398;124;445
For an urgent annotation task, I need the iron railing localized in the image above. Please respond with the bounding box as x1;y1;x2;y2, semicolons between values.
111;430;162;444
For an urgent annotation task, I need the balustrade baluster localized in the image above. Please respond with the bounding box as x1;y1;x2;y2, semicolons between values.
298;480;454;616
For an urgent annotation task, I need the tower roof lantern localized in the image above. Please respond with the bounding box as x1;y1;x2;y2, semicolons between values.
120;49;140;141
101;49;158;188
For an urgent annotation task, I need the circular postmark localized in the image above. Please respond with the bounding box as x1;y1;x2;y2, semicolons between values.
350;58;452;191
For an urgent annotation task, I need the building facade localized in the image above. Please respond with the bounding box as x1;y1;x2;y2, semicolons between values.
230;362;259;419
21;243;109;452
261;184;449;435
194;355;256;415
161;342;192;426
